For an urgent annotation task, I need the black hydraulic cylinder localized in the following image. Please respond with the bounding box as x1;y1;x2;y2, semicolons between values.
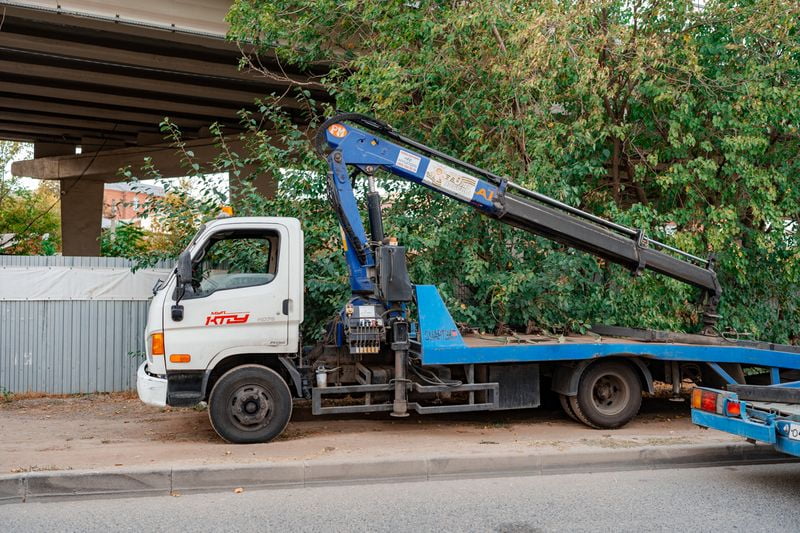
391;349;409;417
367;191;385;242
499;194;721;297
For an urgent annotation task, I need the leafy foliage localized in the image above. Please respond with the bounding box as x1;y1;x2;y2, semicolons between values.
222;0;800;342
100;223;148;258
0;142;60;255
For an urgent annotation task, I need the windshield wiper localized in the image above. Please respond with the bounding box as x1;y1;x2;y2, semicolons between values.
152;278;165;295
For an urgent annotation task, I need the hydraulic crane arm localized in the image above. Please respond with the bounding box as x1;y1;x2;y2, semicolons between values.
316;113;722;328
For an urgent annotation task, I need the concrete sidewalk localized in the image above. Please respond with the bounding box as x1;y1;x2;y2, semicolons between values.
2;442;796;504
4;392;795;504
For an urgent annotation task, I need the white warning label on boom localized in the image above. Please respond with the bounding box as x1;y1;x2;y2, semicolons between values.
422;161;478;201
395;150;421;173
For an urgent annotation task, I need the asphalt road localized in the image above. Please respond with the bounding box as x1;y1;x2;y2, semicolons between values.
3;463;799;532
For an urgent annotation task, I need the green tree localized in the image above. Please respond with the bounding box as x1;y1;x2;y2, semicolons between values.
100;222;148;258
222;0;800;342
1;142;61;254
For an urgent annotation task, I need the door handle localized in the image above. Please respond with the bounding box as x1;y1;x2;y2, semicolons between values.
282;299;290;315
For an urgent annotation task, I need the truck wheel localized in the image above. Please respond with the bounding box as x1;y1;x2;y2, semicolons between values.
559;394;579;422
568;361;641;429
208;365;292;444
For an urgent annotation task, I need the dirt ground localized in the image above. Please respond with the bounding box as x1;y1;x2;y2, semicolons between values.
0;391;738;474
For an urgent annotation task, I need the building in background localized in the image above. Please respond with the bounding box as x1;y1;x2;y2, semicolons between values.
102;182;164;230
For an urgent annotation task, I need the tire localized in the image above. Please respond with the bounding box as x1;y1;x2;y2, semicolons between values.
559;393;579;422
208;364;293;444
568;361;642;429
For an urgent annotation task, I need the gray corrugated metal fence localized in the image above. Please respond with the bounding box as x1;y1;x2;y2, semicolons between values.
0;256;165;268
0;256;171;394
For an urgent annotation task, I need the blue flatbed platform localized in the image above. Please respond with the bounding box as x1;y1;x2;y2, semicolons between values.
414;285;800;375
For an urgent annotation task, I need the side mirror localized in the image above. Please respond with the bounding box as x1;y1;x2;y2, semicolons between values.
176;250;193;287
172;250;193;322
171;304;184;322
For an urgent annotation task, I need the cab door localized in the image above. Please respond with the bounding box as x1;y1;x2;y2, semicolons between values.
163;222;291;368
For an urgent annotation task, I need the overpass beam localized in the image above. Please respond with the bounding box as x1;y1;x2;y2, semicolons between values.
14;138;251;181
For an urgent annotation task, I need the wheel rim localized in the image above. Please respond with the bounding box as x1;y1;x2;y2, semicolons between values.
588;371;630;416
229;384;272;431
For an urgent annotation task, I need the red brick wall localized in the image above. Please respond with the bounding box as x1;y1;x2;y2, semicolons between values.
103;189;152;222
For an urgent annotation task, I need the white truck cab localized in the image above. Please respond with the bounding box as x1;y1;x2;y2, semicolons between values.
137;216;304;441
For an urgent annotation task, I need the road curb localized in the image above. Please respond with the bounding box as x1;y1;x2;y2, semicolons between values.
1;442;796;504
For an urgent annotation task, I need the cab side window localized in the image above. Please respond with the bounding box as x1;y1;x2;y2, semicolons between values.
184;229;279;299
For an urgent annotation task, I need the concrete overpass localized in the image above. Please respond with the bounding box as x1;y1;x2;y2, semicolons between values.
1;1;329;255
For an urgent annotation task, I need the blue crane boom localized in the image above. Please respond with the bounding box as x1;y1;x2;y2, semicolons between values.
315;113;721;328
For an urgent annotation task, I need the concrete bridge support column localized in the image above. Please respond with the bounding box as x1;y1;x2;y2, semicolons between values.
251;171;277;199
34;143;104;257
59;178;104;256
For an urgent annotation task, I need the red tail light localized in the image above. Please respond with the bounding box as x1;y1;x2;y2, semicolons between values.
700;391;717;412
726;400;741;416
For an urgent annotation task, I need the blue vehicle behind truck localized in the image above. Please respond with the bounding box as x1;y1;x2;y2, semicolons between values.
692;384;800;457
138;113;800;443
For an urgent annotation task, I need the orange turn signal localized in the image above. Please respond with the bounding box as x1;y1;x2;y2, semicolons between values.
169;354;191;363
691;388;702;409
151;332;164;356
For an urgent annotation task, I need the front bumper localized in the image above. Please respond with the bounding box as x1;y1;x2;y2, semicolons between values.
137;361;167;407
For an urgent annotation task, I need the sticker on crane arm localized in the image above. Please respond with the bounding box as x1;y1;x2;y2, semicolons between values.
395;150;421;173
327;123;348;138
423;161;478;201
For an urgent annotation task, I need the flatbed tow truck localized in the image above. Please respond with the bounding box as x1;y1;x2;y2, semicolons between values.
137;113;800;443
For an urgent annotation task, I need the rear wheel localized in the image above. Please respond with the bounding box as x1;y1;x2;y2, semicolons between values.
208;365;292;444
559;393;578;422
569;361;641;429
